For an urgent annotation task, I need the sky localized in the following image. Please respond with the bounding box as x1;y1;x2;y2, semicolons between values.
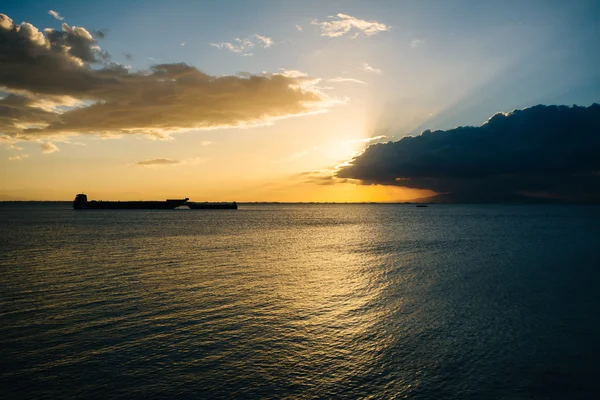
1;0;599;201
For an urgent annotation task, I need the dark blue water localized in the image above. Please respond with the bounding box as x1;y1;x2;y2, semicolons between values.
1;203;599;399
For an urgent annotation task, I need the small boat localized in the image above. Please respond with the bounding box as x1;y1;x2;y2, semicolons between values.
416;204;428;207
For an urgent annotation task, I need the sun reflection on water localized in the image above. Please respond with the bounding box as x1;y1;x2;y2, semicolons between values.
3;203;521;398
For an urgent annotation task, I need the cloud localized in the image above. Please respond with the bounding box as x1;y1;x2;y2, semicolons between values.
300;170;349;186
201;141;213;146
48;10;64;21
46;22;109;63
8;154;29;161
180;42;186;46
255;34;273;48
61;139;87;146
93;29;106;39
136;158;180;166
312;13;390;38
0;14;338;143
210;34;272;55
327;77;367;84
0;93;62;130
40;141;59;153
296;24;303;32
0;14;108;99
359;62;382;74
134;157;206;167
346;135;387;144
278;69;308;78
336;104;600;203
4;65;333;138
410;39;421;48
210;39;253;53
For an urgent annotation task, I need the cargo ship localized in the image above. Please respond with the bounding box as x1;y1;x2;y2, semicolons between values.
187;201;237;210
73;194;189;209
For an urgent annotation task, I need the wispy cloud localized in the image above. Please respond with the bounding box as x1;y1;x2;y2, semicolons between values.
278;69;308;78
134;157;206;167
136;158;180;166
359;62;382;74
276;69;327;93
210;34;273;55
210;38;254;53
346;135;387;144
296;24;303;32
62;140;87;146
299;170;349;186
255;34;273;48
41;141;59;154
180;42;186;46
327;77;366;85
312;13;390;38
92;29;106;39
410;39;422;48
48;10;64;21
8;154;29;161
201;141;213;146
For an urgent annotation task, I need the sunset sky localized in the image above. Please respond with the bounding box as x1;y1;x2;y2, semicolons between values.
1;0;599;201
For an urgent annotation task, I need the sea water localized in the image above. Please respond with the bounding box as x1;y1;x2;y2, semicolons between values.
1;203;599;399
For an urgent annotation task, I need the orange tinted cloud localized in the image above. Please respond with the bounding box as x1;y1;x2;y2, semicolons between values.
0;14;337;142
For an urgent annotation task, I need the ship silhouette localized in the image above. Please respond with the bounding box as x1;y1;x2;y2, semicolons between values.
73;194;237;210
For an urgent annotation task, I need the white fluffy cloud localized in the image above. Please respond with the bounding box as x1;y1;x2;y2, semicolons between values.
312;13;390;38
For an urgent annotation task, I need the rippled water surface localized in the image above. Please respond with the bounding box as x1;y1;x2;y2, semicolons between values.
1;203;600;399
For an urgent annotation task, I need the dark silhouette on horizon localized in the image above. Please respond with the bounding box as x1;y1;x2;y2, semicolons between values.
337;104;600;203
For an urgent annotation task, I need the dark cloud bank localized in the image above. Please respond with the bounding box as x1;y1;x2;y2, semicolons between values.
337;104;600;203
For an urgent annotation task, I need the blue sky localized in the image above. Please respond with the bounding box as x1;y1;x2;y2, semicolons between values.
3;0;598;126
1;0;599;200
